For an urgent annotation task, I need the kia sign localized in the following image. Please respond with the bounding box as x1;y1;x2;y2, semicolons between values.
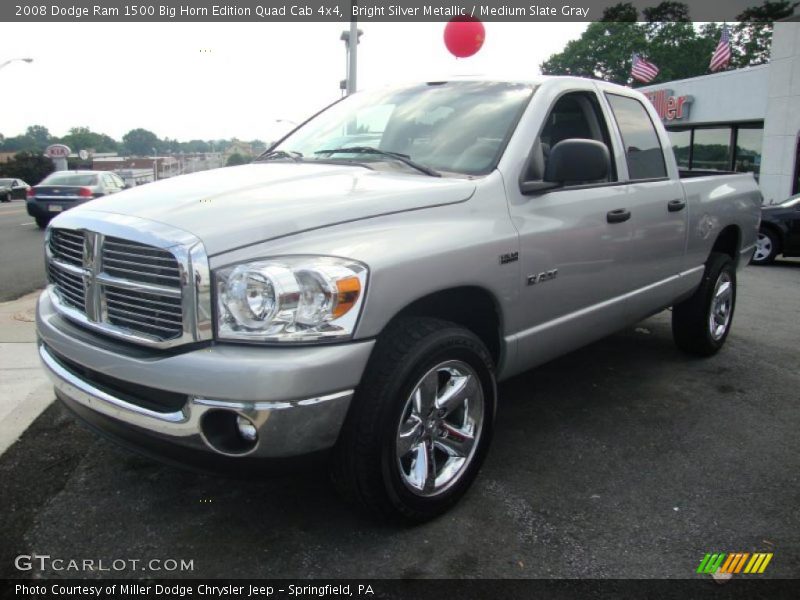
45;144;71;158
643;90;693;122
45;144;71;172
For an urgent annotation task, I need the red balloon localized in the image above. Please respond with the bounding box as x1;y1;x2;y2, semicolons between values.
444;17;485;58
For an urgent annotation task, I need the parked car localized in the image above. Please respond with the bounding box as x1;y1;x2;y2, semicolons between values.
0;178;30;202
751;193;800;264
26;170;127;229
36;77;761;522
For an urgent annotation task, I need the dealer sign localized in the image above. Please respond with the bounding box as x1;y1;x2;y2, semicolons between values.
643;89;693;122
45;144;71;158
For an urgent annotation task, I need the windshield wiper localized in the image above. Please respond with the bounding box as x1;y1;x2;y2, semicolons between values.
254;149;303;162
313;146;441;177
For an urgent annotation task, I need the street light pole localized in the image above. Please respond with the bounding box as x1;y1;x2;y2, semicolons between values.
0;57;33;71
340;2;362;96
348;2;358;95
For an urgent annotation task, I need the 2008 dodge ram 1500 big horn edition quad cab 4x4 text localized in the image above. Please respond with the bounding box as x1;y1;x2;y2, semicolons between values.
37;77;760;522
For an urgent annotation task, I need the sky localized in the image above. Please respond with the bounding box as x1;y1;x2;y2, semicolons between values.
0;22;587;143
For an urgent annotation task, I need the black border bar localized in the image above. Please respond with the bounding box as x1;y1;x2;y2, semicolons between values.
1;1;780;23
4;579;800;600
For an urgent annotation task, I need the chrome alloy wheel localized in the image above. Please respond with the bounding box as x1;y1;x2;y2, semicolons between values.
395;360;484;497
753;233;772;262
709;271;734;341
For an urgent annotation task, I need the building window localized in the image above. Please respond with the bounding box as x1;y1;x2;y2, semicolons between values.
666;122;763;175
668;129;691;168
734;126;764;177
692;127;732;171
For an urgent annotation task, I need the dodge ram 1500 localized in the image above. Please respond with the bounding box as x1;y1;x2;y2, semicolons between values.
36;76;761;521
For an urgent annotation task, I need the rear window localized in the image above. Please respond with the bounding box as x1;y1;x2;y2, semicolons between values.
606;93;667;180
42;173;99;186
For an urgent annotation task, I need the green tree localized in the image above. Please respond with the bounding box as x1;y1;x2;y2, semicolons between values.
733;0;799;67
183;139;211;153
60;126;118;154
122;128;160;156
541;0;798;86
0;152;54;185
225;152;248;167
25;125;52;150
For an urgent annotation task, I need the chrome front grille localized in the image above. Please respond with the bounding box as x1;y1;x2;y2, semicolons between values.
47;262;85;309
102;237;182;286
45;215;211;349
49;228;85;267
104;285;184;339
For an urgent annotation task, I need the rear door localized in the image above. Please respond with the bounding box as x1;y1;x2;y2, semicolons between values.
602;90;688;304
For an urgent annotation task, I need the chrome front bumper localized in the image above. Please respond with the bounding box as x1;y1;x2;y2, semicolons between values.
37;291;374;459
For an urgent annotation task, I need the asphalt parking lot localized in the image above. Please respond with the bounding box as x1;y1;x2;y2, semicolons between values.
0;200;46;302
1;260;798;580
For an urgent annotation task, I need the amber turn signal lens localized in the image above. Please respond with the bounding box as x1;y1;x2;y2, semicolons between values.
333;276;361;318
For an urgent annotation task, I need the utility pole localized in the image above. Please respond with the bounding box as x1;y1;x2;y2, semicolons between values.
348;1;358;95
340;1;362;95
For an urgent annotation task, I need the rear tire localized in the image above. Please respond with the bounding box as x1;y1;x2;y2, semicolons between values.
750;229;779;265
331;317;496;523
35;216;50;229
672;252;736;357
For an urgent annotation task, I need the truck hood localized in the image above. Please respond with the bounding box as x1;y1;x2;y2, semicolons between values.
77;163;475;255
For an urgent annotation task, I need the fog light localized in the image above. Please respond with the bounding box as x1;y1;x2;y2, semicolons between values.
236;415;258;442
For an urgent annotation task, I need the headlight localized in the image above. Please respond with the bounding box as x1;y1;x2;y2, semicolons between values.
215;256;368;342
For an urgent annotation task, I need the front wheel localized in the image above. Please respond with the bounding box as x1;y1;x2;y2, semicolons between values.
331;317;496;523
672;252;737;356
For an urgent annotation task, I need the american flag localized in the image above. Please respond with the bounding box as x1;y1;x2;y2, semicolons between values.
631;53;660;83
710;25;732;72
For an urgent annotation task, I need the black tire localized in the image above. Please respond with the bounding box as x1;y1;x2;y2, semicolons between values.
331;317;496;523
1;193;10;202
672;252;737;357
35;216;50;229
750;228;779;265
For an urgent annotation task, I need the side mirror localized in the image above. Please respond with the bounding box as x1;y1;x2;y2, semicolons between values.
520;138;611;195
545;139;610;184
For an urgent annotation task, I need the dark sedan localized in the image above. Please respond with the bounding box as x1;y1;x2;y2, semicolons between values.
0;178;30;202
26;171;127;228
751;193;800;265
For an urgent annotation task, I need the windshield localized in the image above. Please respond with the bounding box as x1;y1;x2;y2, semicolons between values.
272;81;535;176
41;173;99;186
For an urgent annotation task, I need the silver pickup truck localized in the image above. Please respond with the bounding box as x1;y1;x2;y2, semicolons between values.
37;76;761;522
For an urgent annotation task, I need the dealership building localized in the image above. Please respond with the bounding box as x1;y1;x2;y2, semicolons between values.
639;20;800;205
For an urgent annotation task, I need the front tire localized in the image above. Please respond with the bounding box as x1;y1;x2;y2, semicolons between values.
672;252;737;356
331;317;496;523
750;229;779;265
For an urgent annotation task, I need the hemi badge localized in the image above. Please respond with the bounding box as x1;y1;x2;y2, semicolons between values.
500;252;519;265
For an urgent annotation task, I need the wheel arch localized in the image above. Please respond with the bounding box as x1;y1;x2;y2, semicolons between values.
382;286;504;369
711;225;742;265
